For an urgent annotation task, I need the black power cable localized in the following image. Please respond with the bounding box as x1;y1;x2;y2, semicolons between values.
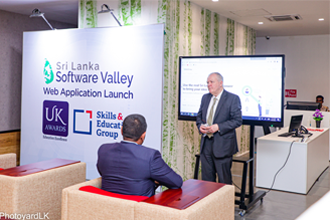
266;140;298;194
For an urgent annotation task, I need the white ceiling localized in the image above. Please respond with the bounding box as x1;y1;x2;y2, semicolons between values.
0;0;329;37
190;0;330;37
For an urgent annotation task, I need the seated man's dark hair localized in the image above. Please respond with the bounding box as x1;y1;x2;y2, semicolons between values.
316;95;324;101
122;114;147;141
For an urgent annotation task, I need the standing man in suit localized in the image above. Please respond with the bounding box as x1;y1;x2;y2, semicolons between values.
196;72;242;184
97;114;183;197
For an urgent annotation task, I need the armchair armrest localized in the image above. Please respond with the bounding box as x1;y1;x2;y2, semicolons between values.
135;185;235;220
0;153;16;169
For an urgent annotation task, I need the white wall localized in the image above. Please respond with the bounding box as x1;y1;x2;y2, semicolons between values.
256;35;330;106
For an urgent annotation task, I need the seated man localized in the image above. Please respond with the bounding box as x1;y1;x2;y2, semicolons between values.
97;114;183;197
316;95;329;112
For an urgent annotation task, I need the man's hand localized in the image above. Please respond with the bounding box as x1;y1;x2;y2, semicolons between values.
208;124;219;134
199;124;209;134
154;180;160;189
200;124;219;134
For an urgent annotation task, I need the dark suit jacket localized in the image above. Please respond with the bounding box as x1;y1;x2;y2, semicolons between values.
97;141;183;197
196;90;242;158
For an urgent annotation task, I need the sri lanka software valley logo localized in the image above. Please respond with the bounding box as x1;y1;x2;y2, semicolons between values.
43;100;69;137
44;59;54;84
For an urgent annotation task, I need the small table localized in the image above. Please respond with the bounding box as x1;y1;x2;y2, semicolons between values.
143;179;225;210
0;158;80;177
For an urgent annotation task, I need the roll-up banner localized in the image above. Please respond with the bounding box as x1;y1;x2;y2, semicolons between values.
21;24;164;179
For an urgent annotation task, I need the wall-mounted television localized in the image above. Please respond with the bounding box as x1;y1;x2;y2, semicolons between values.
178;55;285;127
286;101;320;111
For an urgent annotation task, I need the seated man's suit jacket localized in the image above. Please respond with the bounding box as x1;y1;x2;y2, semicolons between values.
97;141;183;197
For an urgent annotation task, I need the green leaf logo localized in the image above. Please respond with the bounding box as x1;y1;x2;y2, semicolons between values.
44;59;54;84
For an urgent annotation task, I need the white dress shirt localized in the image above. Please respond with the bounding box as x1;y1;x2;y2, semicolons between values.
206;90;223;126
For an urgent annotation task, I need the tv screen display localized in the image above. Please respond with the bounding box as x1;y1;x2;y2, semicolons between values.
178;55;285;127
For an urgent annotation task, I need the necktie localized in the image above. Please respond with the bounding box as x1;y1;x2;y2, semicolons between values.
207;97;217;138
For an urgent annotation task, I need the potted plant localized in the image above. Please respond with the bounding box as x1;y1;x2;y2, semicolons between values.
313;109;323;128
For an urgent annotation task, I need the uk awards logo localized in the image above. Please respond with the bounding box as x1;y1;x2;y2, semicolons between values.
73;109;92;135
43;100;69;137
44;58;54;84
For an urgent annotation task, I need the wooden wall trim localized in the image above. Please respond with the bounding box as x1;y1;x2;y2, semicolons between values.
0;130;20;166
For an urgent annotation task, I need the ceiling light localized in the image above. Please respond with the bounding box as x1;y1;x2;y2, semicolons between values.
98;4;122;26
30;8;55;30
212;0;219;2
258;22;263;24
319;18;324;21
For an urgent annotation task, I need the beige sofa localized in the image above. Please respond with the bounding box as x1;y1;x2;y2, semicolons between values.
0;161;86;220
62;178;235;220
0;153;16;169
